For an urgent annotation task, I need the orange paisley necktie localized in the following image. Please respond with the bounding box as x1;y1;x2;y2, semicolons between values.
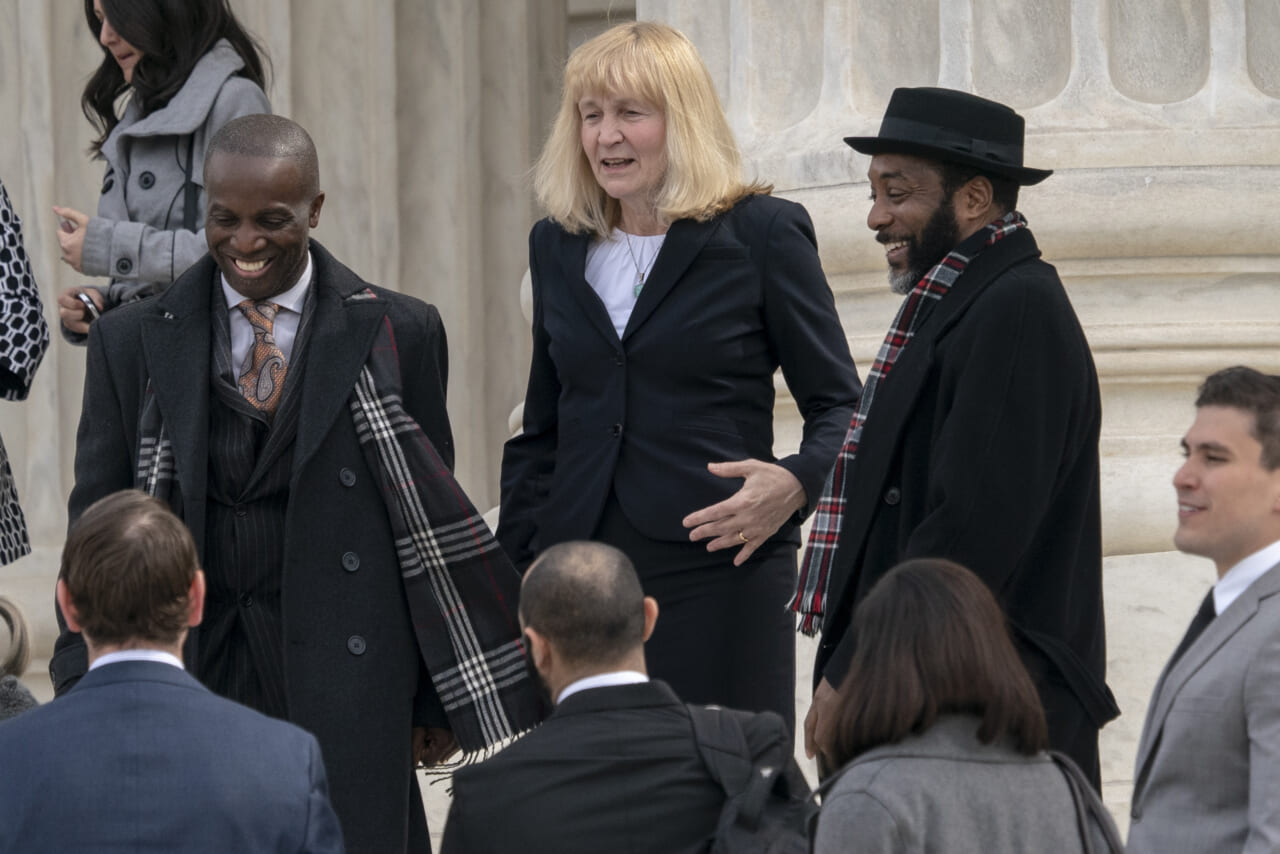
236;300;287;416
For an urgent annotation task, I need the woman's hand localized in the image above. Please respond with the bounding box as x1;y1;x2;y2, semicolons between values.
683;459;806;565
58;286;104;335
53;206;90;273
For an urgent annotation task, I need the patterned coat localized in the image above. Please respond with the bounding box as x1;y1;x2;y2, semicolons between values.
0;179;50;565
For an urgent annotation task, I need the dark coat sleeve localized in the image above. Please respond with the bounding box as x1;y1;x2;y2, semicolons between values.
758;201;860;512
52;316;141;694
496;224;558;571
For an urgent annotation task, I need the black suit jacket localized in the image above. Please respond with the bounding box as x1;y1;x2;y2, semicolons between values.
0;660;343;853
498;194;860;566
53;241;453;853
441;680;792;854
816;228;1118;759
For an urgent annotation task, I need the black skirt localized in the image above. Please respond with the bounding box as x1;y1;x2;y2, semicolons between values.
594;492;797;736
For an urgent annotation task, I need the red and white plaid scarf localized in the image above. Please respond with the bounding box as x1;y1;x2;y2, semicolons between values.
790;212;1028;634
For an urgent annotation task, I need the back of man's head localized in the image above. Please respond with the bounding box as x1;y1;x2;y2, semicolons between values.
1196;366;1280;470
519;541;646;670
60;491;199;648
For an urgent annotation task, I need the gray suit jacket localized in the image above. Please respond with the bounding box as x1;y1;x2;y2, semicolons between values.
813;716;1121;854
1128;561;1280;854
0;660;343;853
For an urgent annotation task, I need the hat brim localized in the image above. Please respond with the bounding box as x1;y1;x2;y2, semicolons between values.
843;136;1052;186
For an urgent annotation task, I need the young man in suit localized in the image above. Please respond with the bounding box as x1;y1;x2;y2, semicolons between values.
0;489;344;853
1128;366;1280;853
442;541;801;854
52;114;538;853
796;87;1118;785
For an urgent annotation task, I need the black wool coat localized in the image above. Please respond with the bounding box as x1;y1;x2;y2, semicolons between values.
816;227;1119;765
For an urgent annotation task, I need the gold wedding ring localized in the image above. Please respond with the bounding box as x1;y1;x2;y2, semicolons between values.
737;531;749;543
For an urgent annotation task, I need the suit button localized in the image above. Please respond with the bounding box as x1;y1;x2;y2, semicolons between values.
342;551;360;572
234;504;247;518
611;423;622;437
347;635;367;656
115;258;133;275
1130;806;1141;820
614;354;624;366
883;487;901;505
238;593;253;608
339;467;357;487
138;171;155;189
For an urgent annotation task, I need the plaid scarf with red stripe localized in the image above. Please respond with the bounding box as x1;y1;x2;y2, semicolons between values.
790;212;1028;634
349;307;542;754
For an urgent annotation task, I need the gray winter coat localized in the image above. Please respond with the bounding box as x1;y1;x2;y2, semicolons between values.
71;39;269;337
813;715;1124;854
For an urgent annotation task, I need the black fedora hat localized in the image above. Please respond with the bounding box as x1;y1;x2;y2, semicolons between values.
844;87;1052;186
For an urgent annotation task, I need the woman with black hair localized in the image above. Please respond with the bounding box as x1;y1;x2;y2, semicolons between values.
54;0;270;342
813;558;1124;853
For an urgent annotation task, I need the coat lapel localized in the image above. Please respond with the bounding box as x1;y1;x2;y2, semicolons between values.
1134;562;1280;786
623;217;719;340
140;260;214;544
292;243;389;474
555;229;618;346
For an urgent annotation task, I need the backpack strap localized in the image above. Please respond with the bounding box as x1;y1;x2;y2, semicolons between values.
688;703;753;796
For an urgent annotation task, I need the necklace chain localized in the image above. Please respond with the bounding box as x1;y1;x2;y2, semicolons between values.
623;232;661;298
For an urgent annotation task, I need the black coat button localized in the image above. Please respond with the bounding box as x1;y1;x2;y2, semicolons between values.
347;635;367;656
884;487;901;505
342;551;360;572
238;593;253;608
614;354;624;366
234;504;247;518
138;171;155;189
115;258;133;275
339;467;357;487
611;423;622;437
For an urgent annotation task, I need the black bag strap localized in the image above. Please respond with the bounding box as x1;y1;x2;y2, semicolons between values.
182;134;198;232
688;703;753;796
1048;750;1125;854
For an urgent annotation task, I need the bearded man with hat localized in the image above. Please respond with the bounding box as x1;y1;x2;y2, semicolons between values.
794;87;1118;786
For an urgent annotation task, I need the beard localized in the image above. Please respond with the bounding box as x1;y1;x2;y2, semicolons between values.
886;203;962;295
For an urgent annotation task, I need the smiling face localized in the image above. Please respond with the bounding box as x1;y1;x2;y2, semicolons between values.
204;151;324;302
1174;405;1280;576
866;153;966;294
578;92;667;232
93;0;142;83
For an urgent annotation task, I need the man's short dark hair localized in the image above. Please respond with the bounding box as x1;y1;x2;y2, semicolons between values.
518;541;645;667
831;558;1047;766
60;490;199;647
205;113;320;197
1195;366;1280;470
936;162;1020;214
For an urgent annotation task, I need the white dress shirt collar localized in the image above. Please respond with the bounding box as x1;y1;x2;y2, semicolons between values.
90;649;185;671
1214;538;1280;615
557;670;648;705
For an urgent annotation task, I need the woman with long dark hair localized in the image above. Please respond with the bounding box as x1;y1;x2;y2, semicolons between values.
814;558;1124;853
54;0;269;341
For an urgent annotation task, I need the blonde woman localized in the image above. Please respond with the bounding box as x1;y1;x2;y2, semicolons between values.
498;21;860;730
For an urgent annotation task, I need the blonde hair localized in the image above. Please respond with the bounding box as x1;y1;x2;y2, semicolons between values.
535;21;769;237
